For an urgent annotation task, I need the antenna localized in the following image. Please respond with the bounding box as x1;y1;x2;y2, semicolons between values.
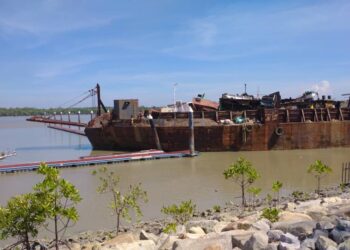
244;83;247;94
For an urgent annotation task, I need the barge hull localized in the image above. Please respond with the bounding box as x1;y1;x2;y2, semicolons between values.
85;121;350;152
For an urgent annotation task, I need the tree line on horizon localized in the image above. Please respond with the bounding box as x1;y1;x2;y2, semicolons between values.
0;106;160;117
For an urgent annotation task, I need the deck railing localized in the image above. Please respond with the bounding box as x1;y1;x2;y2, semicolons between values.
151;108;350;123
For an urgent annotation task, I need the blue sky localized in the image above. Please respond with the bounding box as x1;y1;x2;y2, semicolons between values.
0;0;349;108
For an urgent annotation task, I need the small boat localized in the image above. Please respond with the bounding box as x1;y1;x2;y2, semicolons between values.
0;151;16;160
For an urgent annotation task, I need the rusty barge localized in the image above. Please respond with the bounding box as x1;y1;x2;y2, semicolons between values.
84;99;350;152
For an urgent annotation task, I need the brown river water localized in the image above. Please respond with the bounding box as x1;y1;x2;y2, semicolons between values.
0;116;349;245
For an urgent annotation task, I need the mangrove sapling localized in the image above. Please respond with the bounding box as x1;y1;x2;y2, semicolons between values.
272;180;283;205
223;157;260;207
212;205;221;213
0;193;46;250
261;207;280;223
161;200;196;233
307;160;332;194
34;163;81;250
247;187;261;209
93;167;148;235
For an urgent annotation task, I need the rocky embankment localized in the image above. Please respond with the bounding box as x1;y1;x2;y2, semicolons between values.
18;188;350;250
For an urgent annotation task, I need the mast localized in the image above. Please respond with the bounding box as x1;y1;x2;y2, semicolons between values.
96;83;107;116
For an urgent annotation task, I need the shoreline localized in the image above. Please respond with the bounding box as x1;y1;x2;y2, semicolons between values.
6;184;350;249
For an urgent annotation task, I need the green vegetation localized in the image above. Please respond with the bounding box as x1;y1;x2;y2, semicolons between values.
93;167;148;235
223;157;260;206
0;193;46;250
0;107;107;117
272;180;283;204
247;187;262;208
35;163;81;250
0;105;159;117
161;200;196;233
212;205;221;213
307;160;332;194
0;163;81;250
261;207;280;222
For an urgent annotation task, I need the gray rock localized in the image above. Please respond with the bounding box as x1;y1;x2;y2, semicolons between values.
280;233;299;245
139;230;158;243
108;240;156;250
315;235;337;250
316;221;335;231
221;230;255;248
252;219;271;232
185;220;218;233
337;219;350;232
265;243;279;250
330;228;350;244
172;233;232;250
243;231;268;250
175;225;186;235
155;233;177;250
273;220;316;238
277;241;300;250
339;239;350;250
188;226;206;235
312;229;328;239
267;230;284;242
300;238;315;249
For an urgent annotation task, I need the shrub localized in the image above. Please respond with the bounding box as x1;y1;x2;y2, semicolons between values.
261;207;280;222
223;157;260;206
161;200;196;228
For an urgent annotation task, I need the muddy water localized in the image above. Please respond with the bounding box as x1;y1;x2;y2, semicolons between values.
0;116;350;244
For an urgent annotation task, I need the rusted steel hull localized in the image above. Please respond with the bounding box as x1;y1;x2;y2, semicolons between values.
85;121;350;152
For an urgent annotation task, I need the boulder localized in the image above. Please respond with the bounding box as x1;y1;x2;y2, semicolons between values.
339;239;350;250
280;233;299;245
272;220;316;238
300;238;316;249
267;230;284;242
305;207;327;221
330;228;350;244
277;241;300;250
175;225;186;235
185;220;218;233
242;231;268;250
140;230;158;243
252;219;271;232
265;243;279;250
315;235;337;250
278;211;313;222
221;230;255;248
316;221;335;231
213;221;231;233
172;233;232;250
189;226;206;235
102;233;137;246
312;229;329;239
323;197;342;204
155;233;177;250
337;219;350;232
111;240;156;250
221;222;237;232
218;212;239;222
184;233;204;239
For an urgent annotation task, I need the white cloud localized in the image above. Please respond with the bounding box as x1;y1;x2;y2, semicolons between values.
312;80;331;95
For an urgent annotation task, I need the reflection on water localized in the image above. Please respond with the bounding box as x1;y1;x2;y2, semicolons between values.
0;116;350;245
